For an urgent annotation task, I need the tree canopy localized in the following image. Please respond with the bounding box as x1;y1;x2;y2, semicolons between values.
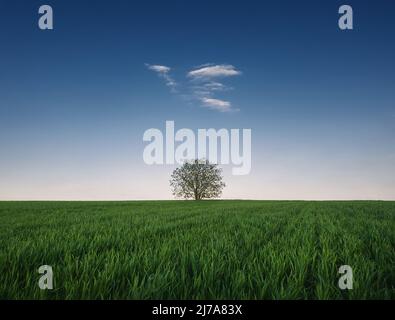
170;159;225;200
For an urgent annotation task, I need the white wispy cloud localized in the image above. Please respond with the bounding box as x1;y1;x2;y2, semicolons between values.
187;65;240;112
145;63;241;112
201;97;232;112
187;64;241;79
145;63;177;91
147;64;170;73
203;82;228;91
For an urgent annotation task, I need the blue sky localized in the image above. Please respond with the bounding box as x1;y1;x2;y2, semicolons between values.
0;0;394;200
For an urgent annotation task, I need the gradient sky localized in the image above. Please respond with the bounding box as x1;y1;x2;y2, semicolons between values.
0;0;394;200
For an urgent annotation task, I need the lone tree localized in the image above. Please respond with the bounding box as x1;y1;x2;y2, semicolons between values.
170;159;225;200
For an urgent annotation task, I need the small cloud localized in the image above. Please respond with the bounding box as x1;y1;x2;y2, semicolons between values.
146;64;170;74
145;63;177;91
203;82;228;91
145;63;241;113
187;65;240;112
201;97;233;112
188;64;241;79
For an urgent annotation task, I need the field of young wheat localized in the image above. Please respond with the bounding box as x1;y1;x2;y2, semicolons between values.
0;201;394;299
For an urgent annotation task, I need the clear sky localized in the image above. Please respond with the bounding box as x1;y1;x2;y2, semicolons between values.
0;0;394;200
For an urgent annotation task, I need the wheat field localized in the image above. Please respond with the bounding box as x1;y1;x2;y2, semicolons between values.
0;201;394;299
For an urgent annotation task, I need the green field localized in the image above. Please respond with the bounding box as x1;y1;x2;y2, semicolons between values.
0;201;394;299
